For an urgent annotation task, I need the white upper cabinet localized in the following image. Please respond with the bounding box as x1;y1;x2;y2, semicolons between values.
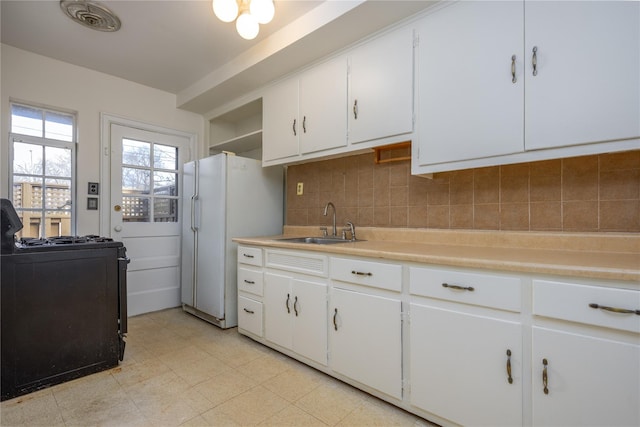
262;56;347;164
262;77;299;162
524;0;640;151
348;25;415;145
416;0;525;166
414;0;640;173
299;56;348;155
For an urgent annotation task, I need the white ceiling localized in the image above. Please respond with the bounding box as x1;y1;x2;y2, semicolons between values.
1;0;435;114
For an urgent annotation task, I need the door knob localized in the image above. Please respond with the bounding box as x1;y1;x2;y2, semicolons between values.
114;205;122;212
114;225;122;232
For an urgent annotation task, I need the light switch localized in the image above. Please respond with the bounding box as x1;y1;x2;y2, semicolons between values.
296;182;304;196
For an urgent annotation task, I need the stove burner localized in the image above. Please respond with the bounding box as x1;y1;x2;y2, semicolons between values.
18;235;114;247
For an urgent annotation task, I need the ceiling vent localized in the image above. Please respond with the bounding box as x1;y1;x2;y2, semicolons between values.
60;0;121;32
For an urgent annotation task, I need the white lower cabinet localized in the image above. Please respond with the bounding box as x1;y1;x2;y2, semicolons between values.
238;246;639;427
410;303;523;426
264;271;328;366
409;266;523;426
532;279;640;426
330;287;402;399
532;327;639;426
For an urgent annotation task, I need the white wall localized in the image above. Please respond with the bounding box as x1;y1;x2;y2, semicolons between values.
1;44;205;235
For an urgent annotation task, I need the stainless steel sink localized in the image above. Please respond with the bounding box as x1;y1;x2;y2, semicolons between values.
275;236;363;245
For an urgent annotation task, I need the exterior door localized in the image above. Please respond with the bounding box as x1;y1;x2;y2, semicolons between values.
110;123;190;316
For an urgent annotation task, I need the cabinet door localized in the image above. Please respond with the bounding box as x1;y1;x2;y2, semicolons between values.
415;1;524;166
263;78;299;162
532;326;640;426
291;278;327;365
264;272;293;350
330;288;402;399
525;1;640;151
410;304;522;426
299;56;347;155
348;26;414;144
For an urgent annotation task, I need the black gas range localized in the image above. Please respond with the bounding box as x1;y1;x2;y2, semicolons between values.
1;198;128;401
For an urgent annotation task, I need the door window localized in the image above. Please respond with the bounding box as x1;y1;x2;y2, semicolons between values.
121;138;178;223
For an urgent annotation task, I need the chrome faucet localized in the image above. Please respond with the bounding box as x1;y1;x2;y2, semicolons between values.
323;202;337;237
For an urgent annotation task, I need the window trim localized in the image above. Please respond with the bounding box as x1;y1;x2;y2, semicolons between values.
9;102;77;237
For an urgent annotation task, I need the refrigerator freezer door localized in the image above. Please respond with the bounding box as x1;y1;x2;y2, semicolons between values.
181;161;196;306
194;154;226;320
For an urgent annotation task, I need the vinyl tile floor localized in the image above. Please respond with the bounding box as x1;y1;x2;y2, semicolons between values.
1;308;437;427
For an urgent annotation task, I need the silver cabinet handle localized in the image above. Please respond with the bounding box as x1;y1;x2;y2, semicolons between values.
333;308;338;331
294;296;299;317
286;293;291;313
302;116;306;133
589;303;640;315
353;99;358;119
511;55;517;83
532;46;538;76
442;283;474;292
351;270;372;276
542;358;549;394
292;118;297;136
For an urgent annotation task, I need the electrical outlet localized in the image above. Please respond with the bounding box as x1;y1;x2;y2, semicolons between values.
296;182;304;196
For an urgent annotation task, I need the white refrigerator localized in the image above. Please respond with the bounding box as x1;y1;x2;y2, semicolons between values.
181;153;283;328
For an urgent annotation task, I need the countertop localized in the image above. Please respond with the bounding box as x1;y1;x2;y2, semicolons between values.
233;226;640;283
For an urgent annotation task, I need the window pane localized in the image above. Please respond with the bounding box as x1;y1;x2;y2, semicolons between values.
13;142;43;175
11;104;43;137
123;139;150;167
12;177;42;209
154;144;177;170
122;196;150;222
154;172;177;195
44;210;71;237
44;178;71;210
19;210;42;239
122;167;150;194
45;146;72;177
154;198;178;222
44;111;74;142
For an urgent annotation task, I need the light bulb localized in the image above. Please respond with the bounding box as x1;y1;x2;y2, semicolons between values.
249;0;274;25
213;0;238;23
236;11;259;40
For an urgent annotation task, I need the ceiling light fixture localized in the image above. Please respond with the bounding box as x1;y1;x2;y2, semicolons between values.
212;0;274;40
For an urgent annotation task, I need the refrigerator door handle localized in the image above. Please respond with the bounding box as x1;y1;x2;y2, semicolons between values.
190;195;198;231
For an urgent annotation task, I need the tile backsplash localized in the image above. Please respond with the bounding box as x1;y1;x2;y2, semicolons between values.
285;149;640;232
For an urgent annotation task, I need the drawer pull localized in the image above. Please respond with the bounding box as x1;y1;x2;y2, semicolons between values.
244;279;255;284
511;54;517;83
532;46;538;76
286;293;291;314
351;270;372;276
589;303;640;315
333;308;338;331
442;283;474;292
294;296;299;317
243;254;254;258
243;308;255;314
506;349;513;384
542;358;549;395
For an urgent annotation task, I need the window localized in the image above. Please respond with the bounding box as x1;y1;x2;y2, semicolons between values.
9;103;76;238
121;138;178;222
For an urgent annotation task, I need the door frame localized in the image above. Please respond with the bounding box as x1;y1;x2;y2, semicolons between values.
99;113;197;237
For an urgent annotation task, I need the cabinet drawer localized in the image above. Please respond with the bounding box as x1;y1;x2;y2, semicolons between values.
238;246;262;266
409;266;521;312
330;257;402;292
533;280;640;334
238;296;263;337
238;267;263;296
